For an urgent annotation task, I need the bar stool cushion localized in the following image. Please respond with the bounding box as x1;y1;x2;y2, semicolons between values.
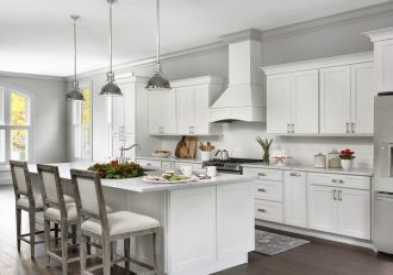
17;194;74;209
81;211;159;236
45;204;113;222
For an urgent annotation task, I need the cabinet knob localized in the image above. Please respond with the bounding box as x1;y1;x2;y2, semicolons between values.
257;209;267;213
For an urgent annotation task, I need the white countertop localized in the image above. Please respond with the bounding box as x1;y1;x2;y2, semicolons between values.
241;163;373;177
28;162;254;193
136;156;202;164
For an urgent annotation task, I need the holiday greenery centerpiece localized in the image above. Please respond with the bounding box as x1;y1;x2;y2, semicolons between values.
88;160;144;179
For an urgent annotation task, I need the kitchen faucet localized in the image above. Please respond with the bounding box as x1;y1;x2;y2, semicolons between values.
119;143;141;162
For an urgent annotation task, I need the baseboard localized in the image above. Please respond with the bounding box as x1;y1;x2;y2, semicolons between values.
256;220;374;249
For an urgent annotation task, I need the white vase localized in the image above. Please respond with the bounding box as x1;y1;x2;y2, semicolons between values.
341;159;353;171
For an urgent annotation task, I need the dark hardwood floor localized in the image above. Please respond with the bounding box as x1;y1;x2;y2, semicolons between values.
1;185;393;275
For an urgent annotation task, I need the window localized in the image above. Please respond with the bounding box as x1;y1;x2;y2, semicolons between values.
71;83;92;161
0;87;31;166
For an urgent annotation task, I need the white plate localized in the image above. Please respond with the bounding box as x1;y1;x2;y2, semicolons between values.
142;176;194;184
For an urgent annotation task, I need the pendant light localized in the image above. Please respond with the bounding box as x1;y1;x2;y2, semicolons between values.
146;0;171;90
66;15;84;101
100;0;122;96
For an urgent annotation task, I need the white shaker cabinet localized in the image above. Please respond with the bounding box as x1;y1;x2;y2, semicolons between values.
320;65;351;134
110;83;135;134
365;27;393;93
267;70;318;134
284;171;307;228
148;90;177;134
320;63;374;135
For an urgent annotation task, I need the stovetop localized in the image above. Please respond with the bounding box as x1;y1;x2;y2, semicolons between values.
202;158;263;173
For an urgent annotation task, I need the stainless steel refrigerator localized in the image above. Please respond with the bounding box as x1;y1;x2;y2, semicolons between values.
374;94;393;253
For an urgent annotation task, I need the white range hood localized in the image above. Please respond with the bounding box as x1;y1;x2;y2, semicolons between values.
210;29;266;122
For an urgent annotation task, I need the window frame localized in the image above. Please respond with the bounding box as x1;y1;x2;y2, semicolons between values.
0;84;33;167
70;80;93;162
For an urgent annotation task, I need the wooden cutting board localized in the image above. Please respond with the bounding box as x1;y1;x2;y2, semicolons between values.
175;136;197;158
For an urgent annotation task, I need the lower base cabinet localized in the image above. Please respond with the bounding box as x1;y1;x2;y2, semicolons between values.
284;171;307;228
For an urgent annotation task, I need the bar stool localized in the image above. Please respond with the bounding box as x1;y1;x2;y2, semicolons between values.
9;161;71;258
70;169;161;275
37;164;80;275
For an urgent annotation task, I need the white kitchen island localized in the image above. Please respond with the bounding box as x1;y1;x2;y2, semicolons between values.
28;163;256;275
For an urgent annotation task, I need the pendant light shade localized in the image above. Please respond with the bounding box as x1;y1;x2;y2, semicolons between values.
146;0;171;90
66;15;84;101
100;0;122;96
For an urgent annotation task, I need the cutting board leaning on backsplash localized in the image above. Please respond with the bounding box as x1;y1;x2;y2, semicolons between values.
175;136;197;158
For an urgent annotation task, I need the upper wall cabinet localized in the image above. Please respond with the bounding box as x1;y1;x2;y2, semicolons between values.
262;52;374;136
148;76;226;135
365;27;393;93
267;70;318;134
320;63;374;134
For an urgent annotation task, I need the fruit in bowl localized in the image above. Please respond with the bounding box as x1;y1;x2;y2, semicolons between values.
152;150;171;158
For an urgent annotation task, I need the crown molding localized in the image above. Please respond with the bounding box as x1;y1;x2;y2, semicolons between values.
220;29;262;43
364;26;393;42
0;70;66;81
73;42;227;81
261;2;393;42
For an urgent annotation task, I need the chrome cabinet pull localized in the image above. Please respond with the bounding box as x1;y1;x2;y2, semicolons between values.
290;172;301;177
338;190;342;201
287;123;290;134
119;126;125;133
332;179;344;184
257;209;267;213
257;173;267;177
188;126;195;134
291;123;295;133
333;189;337;200
119;135;125;142
159;126;164;133
257;188;266;192
351;122;355;133
346;122;349;133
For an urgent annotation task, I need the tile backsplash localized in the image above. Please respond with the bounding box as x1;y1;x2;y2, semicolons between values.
160;122;373;168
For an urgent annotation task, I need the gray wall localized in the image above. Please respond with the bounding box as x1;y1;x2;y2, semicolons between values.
0;74;67;184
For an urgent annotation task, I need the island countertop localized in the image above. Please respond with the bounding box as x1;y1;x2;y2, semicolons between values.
28;162;255;193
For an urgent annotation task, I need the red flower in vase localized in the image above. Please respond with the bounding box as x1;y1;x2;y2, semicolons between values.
339;149;355;160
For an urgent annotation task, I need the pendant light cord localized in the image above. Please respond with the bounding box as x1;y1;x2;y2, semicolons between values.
109;0;113;73
73;17;77;82
156;0;160;66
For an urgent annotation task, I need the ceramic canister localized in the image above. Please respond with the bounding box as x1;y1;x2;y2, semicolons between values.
314;153;326;168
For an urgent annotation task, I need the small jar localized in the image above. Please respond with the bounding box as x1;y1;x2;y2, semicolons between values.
314;153;326;168
328;149;341;168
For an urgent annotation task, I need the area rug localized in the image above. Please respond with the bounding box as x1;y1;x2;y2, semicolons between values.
255;230;310;256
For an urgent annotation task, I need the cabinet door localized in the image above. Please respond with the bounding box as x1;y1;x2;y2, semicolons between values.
291;70;319;134
375;40;393;92
308;185;337;233
111;83;136;134
337;188;371;239
284;172;307;228
267;74;291;134
169;187;216;274
111;96;125;134
148;90;176;134
194;85;210;134
217;183;254;259
320;66;351;134
111;135;124;158
176;87;195;134
351;63;374;134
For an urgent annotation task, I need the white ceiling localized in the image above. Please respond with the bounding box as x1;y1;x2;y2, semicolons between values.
0;0;389;77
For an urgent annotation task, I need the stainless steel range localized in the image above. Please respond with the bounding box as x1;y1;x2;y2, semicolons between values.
202;158;263;174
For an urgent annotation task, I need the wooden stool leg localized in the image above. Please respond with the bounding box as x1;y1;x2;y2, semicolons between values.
61;221;69;275
29;210;36;259
86;236;91;255
124;238;130;274
71;224;77;245
44;219;51;267
16;208;21;252
102;238;111;275
80;235;87;274
153;229;160;275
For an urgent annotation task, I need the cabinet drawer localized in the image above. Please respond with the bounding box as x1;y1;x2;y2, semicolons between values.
255;199;283;223
136;159;161;168
161;161;175;169
174;162;202;170
243;167;282;181
308;173;370;190
253;181;282;201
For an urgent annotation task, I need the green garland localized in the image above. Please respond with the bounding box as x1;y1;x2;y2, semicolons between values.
88;160;144;179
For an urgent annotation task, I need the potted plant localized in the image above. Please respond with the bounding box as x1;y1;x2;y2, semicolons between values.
256;136;274;165
339;149;355;171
